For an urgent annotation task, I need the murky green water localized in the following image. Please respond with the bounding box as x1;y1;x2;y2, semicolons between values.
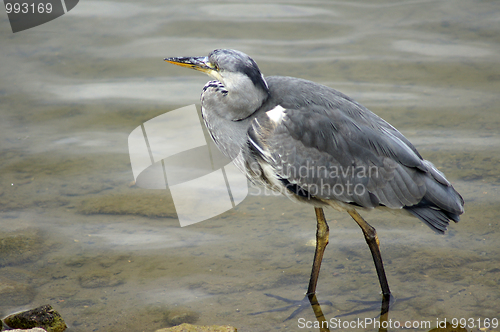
1;1;499;331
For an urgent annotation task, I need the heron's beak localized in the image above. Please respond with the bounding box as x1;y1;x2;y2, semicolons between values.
164;56;220;80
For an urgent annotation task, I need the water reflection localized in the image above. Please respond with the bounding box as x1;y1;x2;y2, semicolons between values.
47;78;201;104
253;293;394;332
393;40;492;58
199;4;333;18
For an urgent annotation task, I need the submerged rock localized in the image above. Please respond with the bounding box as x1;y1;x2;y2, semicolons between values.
156;323;237;332
0;276;36;306
78;269;124;288
164;308;199;326
3;304;67;332
78;192;176;218
0;229;46;267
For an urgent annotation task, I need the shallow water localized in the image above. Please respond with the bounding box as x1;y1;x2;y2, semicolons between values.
1;1;499;331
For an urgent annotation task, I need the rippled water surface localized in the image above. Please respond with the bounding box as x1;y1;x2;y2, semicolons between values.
1;1;499;331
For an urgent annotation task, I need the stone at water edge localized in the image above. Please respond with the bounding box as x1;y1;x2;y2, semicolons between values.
3;304;67;332
6;329;48;332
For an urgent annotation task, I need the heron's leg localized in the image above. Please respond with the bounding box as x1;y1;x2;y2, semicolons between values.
307;207;330;295
347;210;391;296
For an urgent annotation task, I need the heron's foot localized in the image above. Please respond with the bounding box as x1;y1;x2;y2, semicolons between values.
248;293;333;322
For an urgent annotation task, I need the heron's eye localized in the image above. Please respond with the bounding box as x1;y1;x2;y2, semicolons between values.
209;62;219;70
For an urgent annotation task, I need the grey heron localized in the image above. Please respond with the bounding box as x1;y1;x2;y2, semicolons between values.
164;49;464;301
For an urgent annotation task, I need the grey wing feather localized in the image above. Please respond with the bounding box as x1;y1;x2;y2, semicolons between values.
246;80;463;232
249;105;424;208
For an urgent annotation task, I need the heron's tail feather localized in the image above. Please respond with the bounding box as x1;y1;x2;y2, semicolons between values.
405;205;460;233
404;176;464;234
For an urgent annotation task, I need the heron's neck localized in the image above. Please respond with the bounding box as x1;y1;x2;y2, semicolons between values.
227;86;269;121
203;72;269;121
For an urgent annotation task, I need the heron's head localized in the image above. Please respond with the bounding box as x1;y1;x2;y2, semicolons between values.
165;49;269;96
